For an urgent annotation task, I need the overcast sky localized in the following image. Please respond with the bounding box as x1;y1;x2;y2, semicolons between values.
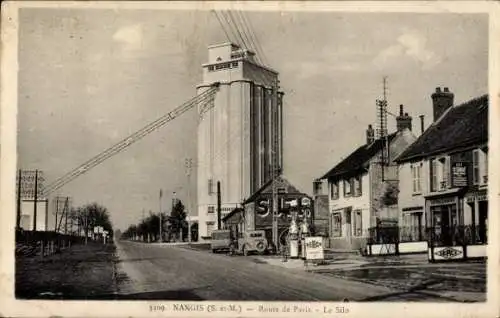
17;8;488;231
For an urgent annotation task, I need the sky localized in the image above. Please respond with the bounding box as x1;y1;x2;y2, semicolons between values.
17;8;488;231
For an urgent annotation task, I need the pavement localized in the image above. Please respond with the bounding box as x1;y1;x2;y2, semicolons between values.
113;241;486;302
251;253;486;302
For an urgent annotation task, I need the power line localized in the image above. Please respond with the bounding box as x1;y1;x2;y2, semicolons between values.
43;84;220;196
212;10;234;44
239;10;270;67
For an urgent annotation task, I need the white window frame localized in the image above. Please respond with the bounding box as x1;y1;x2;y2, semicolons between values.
353;210;363;237
473;149;480;185
330;181;339;200
411;164;422;194
331;212;342;237
439;157;449;190
344;179;352;197
430;159;438;192
353;176;362;197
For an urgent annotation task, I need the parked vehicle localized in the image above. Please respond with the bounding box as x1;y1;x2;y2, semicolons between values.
230;230;269;256
210;230;232;253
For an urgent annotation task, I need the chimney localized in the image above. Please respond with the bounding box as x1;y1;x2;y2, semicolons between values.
366;124;375;144
396;104;413;132
431;87;454;121
419;115;425;134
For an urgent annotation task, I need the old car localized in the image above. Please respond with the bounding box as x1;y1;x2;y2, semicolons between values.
210;229;232;253
230;230;269;256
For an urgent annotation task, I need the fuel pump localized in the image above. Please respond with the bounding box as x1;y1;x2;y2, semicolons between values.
288;214;299;259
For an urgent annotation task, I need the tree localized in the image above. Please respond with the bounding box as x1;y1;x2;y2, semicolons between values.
76;202;113;240
169;200;188;242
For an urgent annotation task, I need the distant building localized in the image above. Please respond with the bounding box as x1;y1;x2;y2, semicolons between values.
315;105;416;251
223;175;312;247
395;89;488;259
197;43;284;240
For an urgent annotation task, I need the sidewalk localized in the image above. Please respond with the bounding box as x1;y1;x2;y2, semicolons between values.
16;242;117;299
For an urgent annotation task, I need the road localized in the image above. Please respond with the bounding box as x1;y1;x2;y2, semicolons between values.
114;240;396;301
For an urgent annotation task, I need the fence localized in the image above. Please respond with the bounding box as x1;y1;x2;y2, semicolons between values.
365;225;487;258
16;229;88;258
427;224;487;247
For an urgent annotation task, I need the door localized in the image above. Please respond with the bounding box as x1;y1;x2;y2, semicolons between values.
478;201;488;243
440;206;452;246
344;207;352;240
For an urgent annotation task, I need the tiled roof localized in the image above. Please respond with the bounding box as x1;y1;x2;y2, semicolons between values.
396;95;488;163
320;132;398;180
242;175;304;204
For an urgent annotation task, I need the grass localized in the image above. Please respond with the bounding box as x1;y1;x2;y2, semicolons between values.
16;241;117;299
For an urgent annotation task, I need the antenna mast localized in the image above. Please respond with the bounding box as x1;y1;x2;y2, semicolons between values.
376;76;389;181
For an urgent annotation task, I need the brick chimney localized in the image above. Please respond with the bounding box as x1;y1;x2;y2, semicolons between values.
431;87;454;121
396;104;412;131
366;124;375;144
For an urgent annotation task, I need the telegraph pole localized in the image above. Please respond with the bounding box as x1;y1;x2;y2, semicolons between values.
16;169;22;229
159;189;163;242
217;181;222;230
185;158;193;243
271;78;280;252
33;170;39;231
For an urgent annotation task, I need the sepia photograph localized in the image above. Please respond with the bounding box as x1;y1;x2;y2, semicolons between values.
1;1;499;317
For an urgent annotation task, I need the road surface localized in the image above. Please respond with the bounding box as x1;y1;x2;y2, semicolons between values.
114;241;396;301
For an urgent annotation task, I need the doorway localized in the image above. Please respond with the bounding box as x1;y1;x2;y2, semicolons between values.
478;201;488;243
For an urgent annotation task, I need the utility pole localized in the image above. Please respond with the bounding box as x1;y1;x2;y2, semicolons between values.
159;189;163;242
217;181;222;230
16;169;22;230
172;192;177;240
33;170;39;231
271;78;280;252
64;197;69;234
185;158;193;243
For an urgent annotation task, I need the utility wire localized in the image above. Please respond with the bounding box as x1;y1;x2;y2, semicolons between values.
43;85;219;195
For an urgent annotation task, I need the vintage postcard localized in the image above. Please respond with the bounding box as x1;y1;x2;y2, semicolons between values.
1;1;499;317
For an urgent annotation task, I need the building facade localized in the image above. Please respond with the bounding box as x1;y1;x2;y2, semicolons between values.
197;43;284;240
396;89;488;259
315;105;416;250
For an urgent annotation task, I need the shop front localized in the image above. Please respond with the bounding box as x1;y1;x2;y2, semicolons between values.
426;189;487;261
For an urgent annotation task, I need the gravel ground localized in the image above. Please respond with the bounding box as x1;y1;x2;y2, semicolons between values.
15;242;117;300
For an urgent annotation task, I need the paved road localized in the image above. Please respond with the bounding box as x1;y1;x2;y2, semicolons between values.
114;241;397;301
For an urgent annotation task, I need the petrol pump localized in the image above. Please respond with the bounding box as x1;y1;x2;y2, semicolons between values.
288;213;299;259
300;217;310;260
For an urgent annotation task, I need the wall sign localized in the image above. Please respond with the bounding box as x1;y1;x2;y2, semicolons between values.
433;246;464;260
451;162;468;187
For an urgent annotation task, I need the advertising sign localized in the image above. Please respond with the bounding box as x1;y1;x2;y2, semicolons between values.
304;236;324;260
451;162;468;187
433;246;464;261
17;170;45;200
254;195;314;228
